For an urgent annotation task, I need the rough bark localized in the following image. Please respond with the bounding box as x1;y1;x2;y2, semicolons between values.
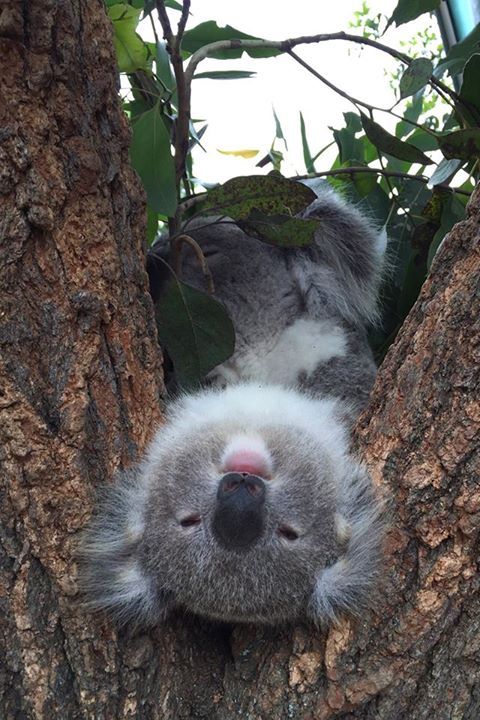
0;1;164;717
1;1;479;719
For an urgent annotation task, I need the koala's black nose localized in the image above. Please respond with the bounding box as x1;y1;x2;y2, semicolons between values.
213;472;266;551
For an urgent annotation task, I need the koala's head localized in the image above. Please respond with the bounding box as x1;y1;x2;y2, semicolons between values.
80;384;383;627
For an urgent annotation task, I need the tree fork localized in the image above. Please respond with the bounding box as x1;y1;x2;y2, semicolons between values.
0;2;479;718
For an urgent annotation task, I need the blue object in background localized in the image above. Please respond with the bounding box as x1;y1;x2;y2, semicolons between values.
448;0;479;39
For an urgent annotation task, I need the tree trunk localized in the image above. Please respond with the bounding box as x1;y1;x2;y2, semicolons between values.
1;2;479;719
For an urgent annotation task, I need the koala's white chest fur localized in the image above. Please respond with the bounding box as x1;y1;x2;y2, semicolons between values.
210;318;348;387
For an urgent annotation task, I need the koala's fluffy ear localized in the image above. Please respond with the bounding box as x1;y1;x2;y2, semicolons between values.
78;466;172;627
308;464;385;625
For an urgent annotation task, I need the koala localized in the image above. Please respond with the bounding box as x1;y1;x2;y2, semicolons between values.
80;185;386;626
148;185;386;416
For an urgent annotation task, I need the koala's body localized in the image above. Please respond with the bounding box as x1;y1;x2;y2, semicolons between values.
81;185;385;626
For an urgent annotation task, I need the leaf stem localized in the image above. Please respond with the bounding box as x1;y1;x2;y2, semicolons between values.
170;233;215;294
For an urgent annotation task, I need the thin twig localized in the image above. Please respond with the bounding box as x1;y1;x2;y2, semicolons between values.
170;233;215;294
293;167;471;196
183;31;462;107
288;50;438;136
176;0;191;49
155;0;173;43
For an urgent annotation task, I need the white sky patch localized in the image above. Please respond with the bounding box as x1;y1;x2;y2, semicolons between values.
138;1;443;184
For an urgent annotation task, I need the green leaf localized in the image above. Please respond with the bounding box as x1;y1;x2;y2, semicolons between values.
387;0;440;28
429;158;463;186
203;174;316;219
427;195;465;269
108;4;150;73
331;113;366;165
360;185;391;225
124;97;151;120
396;251;427;319
156;274;235;389
238;211;318;247
300;112;315;173
130;106;177;215
437;129;480;160
436;23;480;78
146;207;159;246
255;149;284;171
459;53;480;122
164;0;183;9
395;92;425;138
343;112;363;133
406;127;438;152
193;70;256;80
272;107;287;151
399;58;433;99
143;0;183;14
155;40;175;94
182;21;279;59
360;113;433;165
352;169;378;197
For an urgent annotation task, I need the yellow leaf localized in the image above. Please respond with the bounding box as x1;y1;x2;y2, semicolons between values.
217;149;259;159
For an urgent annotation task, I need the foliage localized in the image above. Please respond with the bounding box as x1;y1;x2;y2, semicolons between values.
107;0;479;384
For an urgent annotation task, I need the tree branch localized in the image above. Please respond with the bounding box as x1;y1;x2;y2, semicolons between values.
184;31;461;107
287;50;438;136
156;1;192;234
175;0;191;50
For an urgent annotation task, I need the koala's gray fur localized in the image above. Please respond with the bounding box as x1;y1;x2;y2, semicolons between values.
80;185;386;627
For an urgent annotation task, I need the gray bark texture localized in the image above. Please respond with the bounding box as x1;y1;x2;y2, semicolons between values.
0;1;479;719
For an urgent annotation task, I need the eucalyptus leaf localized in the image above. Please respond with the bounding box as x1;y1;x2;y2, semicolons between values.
399;58;433;99
333;126;366;164
272;108;288;151
155;40;175;93
146;207;159;246
203;175;316;219
143;0;183;15
343;112;363;133
352;169;378;197
395;92;425;137
436;23;480;78
427;195;465;269
437;129;480;160
387;0;440;28
429;158;463;186
459;54;480;122
130;106;177;215
193;70;256;80
238;211;318;247
361;113;433;165
108;4;150;73
182;21;280;59
300;112;315;173
156;275;235;389
406;128;438;152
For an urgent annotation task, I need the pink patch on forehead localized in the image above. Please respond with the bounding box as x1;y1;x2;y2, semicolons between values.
223;449;271;478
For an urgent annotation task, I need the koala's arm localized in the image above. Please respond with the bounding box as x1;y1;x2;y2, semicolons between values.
293;187;386;326
78;466;171;627
309;463;385;624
